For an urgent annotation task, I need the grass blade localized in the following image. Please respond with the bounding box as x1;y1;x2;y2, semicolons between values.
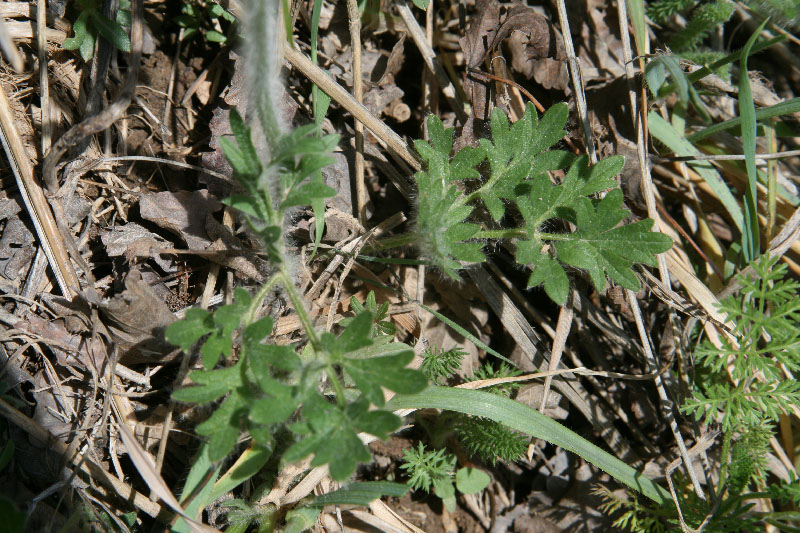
419;302;514;365
626;0;648;57
687;97;800;142
648;112;744;231
386;386;671;504
739;20;770;262
659;35;785;98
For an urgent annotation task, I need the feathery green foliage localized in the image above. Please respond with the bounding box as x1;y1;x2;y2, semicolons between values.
681;255;800;432
413;103;672;304
400;442;490;512
597;256;800;531
456;416;528;465
646;0;734;53
419;345;466;385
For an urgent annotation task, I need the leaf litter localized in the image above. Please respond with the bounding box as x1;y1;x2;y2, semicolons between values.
0;0;798;532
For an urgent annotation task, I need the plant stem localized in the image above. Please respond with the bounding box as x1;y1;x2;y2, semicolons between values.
369;233;417;250
458;170;504;207
325;364;347;408
279;268;322;351
717;429;733;500
244;272;282;326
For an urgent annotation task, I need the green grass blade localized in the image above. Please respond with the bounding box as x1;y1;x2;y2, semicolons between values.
208;445;271;503
739;20;769;262
626;0;648;57
687;97;800;142
311;482;409;507
649;112;744;231
386;386;671;504
659;35;785;98
418;302;514;365
173;443;221;533
308;0;330;259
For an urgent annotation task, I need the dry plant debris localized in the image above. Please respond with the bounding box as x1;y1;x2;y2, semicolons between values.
0;0;798;532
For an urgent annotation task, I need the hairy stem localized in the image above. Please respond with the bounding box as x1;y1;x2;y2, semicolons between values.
279;269;322;352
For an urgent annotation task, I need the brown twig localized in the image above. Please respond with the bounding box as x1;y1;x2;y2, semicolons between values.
282;42;420;195
345;0;367;226
467;68;545;113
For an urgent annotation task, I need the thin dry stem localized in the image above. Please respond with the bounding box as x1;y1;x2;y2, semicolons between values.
345;0;367;226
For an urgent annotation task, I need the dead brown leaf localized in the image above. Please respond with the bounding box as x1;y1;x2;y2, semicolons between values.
139;189;221;250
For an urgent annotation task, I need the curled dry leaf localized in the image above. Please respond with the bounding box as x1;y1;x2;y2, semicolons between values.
139;189;221;250
460;0;565;119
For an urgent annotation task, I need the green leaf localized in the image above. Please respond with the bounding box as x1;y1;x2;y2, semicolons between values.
213;288;250;336
248;388;297;425
165;308;213;351
526;254;569;305
386;387;671;504
285;396;366;480
413;115;488;279
478;102;569;221
412;0;430;9
687;96;800;143
197;391;246;461
222;195;264;220
432;476;455;501
311;482;409;507
517;155;622;232
249;373;296;420
455;467;490;494
342;348;427;407
201;331;233;369
205;30;227;43
553;191;672;292
284;508;320;533
250;342;302;372
207;445;272;503
88;9;131;51
322;311;374;360
172;379;231;404
221;109;262;183
512;154;671;303
174;14;197;28
280;180;336;209
286;395;401;481
648;55;688;104
63;11;91;51
648;112;744;231
173;364;242;403
644;56;666;98
176;444;219;520
738;19;769;262
243;316;274;345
